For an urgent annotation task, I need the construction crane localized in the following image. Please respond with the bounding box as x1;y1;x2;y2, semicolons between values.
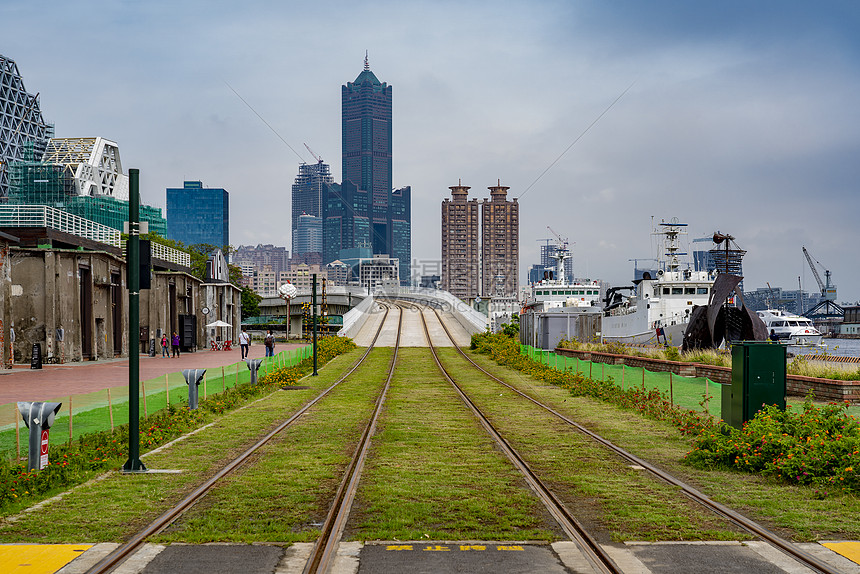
303;143;322;163
801;246;843;320
547;226;568;250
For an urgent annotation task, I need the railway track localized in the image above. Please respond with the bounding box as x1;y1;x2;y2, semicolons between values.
302;303;402;573
416;303;622;573
86;302;402;574
421;304;841;574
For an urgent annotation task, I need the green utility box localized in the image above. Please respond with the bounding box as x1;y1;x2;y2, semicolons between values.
723;342;786;429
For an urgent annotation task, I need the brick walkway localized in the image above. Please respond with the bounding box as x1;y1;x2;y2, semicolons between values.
0;343;309;406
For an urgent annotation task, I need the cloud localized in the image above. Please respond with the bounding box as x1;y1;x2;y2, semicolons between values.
4;0;860;301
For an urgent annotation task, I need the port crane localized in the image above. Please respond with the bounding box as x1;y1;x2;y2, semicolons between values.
802;246;843;319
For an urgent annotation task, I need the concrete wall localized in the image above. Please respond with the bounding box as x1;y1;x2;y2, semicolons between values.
10;247;128;363
0;237;13;368
140;271;200;353
555;347;860;404
9;246;243;362
201;281;242;348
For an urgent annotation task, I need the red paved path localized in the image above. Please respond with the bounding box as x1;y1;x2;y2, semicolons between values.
0;343;309;406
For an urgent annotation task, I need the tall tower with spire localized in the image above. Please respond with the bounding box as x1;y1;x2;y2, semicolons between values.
341;54;393;256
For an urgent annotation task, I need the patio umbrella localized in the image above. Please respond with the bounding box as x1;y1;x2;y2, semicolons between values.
206;320;232;347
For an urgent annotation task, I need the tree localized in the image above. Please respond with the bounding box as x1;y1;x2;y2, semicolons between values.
241;286;262;319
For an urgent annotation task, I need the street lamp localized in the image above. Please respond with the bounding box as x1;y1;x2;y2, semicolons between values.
278;282;297;341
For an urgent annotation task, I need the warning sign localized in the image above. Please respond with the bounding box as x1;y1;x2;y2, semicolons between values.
39;429;49;469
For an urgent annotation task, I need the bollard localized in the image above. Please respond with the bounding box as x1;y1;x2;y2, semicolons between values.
17;401;62;471
182;369;207;409
246;359;263;384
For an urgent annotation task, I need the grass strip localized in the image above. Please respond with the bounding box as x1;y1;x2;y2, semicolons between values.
152;348;394;543
0;349;363;543
437;348;742;543
466;349;860;542
349;348;561;541
0;348;310;457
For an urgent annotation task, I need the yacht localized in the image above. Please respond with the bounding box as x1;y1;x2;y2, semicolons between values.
602;219;716;346
756;309;823;346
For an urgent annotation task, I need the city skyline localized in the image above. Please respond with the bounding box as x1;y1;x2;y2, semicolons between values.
4;2;860;300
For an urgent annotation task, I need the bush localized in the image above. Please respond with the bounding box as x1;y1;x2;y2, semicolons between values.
686;398;860;495
0;337;356;512
471;333;716;439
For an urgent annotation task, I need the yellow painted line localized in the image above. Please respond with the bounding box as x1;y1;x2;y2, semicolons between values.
0;545;91;574
822;541;860;564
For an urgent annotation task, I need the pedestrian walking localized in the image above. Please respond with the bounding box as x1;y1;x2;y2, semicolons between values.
264;330;275;357
239;329;250;360
160;333;169;357
172;331;181;357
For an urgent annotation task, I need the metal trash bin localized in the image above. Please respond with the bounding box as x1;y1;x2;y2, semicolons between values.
725;341;786;429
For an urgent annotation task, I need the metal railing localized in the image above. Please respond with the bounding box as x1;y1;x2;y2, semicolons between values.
137;241;191;268
0;204;121;247
0;204;190;267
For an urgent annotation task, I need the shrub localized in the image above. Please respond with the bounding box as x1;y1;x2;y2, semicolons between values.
472;333;716;439
0;337;356;512
686;398;860;495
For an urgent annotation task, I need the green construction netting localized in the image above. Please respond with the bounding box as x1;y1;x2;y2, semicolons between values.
7;159;167;235
520;345;721;419
0;346;312;460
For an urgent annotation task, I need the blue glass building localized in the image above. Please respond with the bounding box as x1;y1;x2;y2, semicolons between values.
390;186;411;283
166;181;229;248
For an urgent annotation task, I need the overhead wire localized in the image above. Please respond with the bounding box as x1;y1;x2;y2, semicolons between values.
223;80;390;254
224;81;306;164
517;81;635;200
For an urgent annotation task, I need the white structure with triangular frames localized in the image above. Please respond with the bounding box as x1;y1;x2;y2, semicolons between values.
42;137;129;200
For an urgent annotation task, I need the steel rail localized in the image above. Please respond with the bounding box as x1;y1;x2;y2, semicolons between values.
86;303;393;574
303;303;403;574
417;304;621;574
429;307;841;574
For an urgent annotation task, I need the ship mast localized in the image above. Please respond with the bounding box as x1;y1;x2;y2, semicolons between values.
654;218;688;272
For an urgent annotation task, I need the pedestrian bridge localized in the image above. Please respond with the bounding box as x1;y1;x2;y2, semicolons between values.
339;287;487;339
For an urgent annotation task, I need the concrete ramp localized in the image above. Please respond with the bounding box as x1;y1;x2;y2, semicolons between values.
338;288;487;346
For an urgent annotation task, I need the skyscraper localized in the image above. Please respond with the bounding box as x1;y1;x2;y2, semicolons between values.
390;186;411;283
481;182;519;297
441;183;480;299
323;180;369;266
291;159;333;257
166;181;229;248
294;214;322;257
0;54;52;199
325;56;411;284
341;55;393;256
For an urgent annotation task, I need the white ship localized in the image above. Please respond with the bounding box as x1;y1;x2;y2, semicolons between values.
523;243;601;313
756;309;823;346
602;219;716;346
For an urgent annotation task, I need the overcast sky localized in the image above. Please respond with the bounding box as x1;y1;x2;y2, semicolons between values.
4;1;860;301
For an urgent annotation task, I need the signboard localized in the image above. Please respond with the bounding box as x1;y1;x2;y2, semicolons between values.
39;429;49;469
30;343;42;370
